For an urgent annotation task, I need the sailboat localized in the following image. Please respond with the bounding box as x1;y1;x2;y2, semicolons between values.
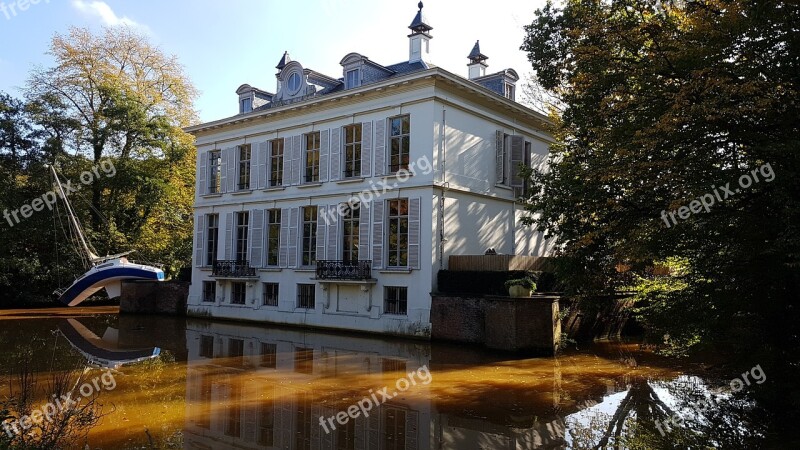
51;166;165;307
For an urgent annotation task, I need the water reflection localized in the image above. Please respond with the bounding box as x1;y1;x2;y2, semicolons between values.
0;309;771;448
57;318;161;369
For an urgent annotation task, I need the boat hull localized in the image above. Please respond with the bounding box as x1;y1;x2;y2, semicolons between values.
58;263;165;307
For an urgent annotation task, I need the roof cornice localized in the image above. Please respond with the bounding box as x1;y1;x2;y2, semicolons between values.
185;67;550;134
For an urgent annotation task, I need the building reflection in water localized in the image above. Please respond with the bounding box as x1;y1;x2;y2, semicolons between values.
182;320;591;450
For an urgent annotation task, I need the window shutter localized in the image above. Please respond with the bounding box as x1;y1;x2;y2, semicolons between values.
225;212;234;260
361;121;372;177
279;208;290;267
326;204;339;260
319;129;330;183
257;142;268;189
495;131;505;185
524;141;532;197
409;197;421;269
374;119;386;176
194;214;205;267
371;200;384;269
292;136;302;185
366;408;381;449
220;149;228;193
197;150;207;196
406;410;420;449
510;135;525;197
227;147;237;193
244;405;256;442
316;206;328;261
250;209;264;267
330;128;341;182
288;207;299;267
359;202;371;262
281;138;291;187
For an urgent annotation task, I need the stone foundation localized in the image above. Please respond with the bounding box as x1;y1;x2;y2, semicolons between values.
120;280;188;316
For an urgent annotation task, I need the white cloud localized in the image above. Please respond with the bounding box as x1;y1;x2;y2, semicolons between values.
71;0;141;28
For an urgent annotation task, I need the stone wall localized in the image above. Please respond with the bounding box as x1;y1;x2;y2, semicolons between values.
431;295;561;355
120;280;188;316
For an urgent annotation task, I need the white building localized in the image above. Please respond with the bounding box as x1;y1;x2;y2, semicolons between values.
186;2;555;337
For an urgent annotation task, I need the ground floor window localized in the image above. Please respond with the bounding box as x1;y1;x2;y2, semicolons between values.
297;284;315;309
231;282;247;305
202;281;216;303
263;283;279;307
385;286;408;315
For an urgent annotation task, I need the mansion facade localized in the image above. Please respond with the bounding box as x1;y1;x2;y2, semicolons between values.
186;3;555;337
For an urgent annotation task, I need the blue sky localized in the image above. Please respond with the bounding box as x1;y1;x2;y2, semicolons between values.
0;0;544;123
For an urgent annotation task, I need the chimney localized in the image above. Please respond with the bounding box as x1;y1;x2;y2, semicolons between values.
408;2;433;64
467;40;488;80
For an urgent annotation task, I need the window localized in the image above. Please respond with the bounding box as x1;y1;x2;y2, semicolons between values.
389;115;410;173
225;381;242;437
235;211;249;262
228;338;245;367
240;97;252;113
345;69;360;89
301;206;318;266
504;83;515;100
238;144;251;190
385;286;408;315
288;73;302;93
304;132;320;183
199;335;214;358
266;209;281;266
208;150;221;194
269;139;284;187
202;281;216;303
232;282;247;305
294;347;314;374
343;124;362;178
336;420;356;450
205;214;219;266
260;342;277;369
387;199;409;267
294;393;312;450
297;284;315;309
342;203;360;262
258;397;275;446
263;282;279;307
383;407;407;450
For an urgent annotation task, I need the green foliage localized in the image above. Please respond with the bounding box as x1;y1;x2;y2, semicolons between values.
504;276;537;291
0;26;198;304
520;0;800;358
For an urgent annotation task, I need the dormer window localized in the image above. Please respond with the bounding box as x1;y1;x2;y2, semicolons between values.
287;73;302;94
345;69;360;89
240;97;252;113
504;83;515;100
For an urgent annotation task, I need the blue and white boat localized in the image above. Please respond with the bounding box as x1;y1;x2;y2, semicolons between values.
50;166;165;307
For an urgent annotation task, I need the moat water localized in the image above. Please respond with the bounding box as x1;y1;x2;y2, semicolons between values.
0;307;778;449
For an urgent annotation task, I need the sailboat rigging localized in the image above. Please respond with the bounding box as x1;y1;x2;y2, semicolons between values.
50;165;165;307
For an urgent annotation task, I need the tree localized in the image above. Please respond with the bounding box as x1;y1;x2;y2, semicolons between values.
26;26;198;274
520;1;799;442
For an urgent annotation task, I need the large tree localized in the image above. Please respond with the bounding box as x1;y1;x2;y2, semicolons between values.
520;0;798;441
25;26;198;274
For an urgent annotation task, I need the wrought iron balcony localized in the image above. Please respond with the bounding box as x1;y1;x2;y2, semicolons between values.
316;260;372;281
212;260;257;278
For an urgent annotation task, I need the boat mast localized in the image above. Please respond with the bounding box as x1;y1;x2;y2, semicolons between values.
51;166;99;265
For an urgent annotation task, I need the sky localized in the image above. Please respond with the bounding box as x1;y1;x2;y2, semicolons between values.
0;0;545;124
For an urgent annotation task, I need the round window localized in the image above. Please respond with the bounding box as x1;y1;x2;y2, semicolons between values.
288;73;301;93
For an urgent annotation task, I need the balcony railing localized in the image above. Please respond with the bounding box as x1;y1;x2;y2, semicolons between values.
316;260;372;281
212;260;256;278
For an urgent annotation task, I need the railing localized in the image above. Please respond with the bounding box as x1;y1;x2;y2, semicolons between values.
316;260;372;281
213;260;256;278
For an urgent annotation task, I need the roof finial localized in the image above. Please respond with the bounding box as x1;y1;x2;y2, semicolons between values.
418;1;424;10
